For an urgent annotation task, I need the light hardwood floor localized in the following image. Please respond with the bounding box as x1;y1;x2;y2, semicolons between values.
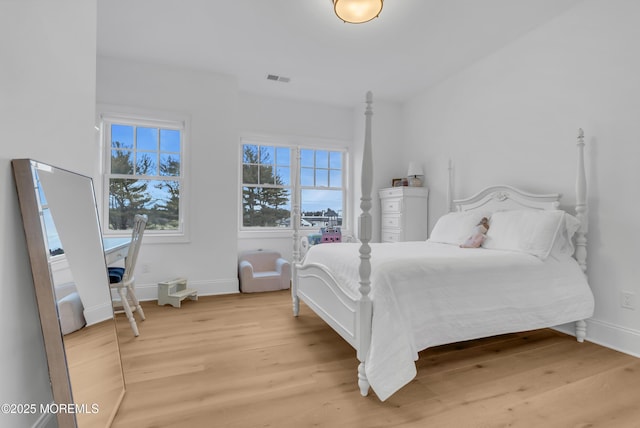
64;319;125;428
112;291;640;428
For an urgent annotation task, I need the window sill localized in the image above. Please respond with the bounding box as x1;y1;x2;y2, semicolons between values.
102;232;190;245
238;228;353;240
238;229;294;240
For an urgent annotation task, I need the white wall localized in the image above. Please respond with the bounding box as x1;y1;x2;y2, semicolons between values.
402;0;640;356
0;0;97;426
96;57;240;298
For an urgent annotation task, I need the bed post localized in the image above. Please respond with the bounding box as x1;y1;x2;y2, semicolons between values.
356;92;374;396
447;159;454;212
575;128;588;342
575;128;588;274
292;147;301;316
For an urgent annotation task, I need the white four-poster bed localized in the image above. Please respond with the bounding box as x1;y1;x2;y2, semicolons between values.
291;92;594;401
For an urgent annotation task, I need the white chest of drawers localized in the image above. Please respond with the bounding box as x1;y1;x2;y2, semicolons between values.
378;187;429;243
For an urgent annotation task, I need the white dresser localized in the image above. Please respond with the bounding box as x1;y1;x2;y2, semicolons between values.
378;187;429;243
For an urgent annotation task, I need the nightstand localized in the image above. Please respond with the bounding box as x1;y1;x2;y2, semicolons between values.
379;187;429;243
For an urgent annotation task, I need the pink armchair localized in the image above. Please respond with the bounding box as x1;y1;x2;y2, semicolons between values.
238;249;291;293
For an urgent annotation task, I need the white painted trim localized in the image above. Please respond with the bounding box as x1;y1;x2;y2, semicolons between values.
555;319;640;359
238;227;355;241
83;302;115;326
240;131;351;150
238;133;351;234
97;103;192;245
133;278;239;302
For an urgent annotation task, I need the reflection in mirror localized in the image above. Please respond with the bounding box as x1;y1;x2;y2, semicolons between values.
12;159;125;428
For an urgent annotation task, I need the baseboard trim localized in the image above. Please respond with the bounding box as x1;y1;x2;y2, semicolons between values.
584;318;640;358
554;318;640;358
84;301;115;326
133;277;239;301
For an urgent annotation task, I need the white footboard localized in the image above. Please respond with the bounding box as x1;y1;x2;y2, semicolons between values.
294;262;359;350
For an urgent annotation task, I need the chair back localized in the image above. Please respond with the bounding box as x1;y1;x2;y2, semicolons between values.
239;250;281;272
122;214;148;282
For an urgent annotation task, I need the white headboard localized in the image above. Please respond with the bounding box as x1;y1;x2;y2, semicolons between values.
453;185;560;213
447;129;587;276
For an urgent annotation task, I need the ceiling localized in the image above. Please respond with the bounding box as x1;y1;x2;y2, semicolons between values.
97;0;583;107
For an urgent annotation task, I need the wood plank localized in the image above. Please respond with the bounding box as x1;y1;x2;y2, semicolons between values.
112;291;640;427
479;360;640;427
63;319;125;428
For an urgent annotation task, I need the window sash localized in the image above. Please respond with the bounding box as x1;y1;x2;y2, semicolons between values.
240;142;347;230
102;114;186;237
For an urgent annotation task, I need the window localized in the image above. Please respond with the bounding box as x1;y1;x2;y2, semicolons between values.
242;143;291;227
299;148;344;228
241;139;347;230
102;113;186;238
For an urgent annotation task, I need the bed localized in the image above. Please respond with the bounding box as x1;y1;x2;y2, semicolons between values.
290;92;594;401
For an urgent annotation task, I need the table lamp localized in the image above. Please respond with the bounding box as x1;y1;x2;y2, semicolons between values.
407;162;424;187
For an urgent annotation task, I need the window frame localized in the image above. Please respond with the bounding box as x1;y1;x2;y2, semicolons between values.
240;139;293;229
32;169;65;260
239;134;349;236
99;107;190;243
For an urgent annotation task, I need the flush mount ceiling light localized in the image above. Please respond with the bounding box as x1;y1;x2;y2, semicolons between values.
333;0;383;24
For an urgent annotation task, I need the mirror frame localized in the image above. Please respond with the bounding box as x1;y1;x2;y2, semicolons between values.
12;159;125;427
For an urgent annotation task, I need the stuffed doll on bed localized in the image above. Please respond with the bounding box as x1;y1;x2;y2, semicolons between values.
460;217;490;248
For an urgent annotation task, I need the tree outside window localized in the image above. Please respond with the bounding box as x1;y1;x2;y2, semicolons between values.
105;120;184;233
241;142;346;229
242;144;290;227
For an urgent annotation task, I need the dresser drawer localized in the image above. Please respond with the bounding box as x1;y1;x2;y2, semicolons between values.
381;214;401;229
381;198;402;213
379;188;405;199
381;230;401;243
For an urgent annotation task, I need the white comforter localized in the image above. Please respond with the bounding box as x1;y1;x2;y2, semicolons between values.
302;241;595;401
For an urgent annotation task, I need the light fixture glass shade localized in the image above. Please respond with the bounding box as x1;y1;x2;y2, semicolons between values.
333;0;383;24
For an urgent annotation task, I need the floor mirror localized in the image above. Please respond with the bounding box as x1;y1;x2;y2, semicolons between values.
12;159;125;428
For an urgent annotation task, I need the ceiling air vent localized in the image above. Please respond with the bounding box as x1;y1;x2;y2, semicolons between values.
266;74;290;83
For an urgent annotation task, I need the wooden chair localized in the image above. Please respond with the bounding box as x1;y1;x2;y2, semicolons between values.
109;214;147;336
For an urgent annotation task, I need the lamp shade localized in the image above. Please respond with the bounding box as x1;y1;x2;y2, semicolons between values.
333;0;383;24
407;162;424;177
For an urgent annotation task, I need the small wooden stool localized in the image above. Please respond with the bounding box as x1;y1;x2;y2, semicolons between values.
157;278;198;308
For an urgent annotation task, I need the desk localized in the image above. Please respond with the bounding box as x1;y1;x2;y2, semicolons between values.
103;237;130;265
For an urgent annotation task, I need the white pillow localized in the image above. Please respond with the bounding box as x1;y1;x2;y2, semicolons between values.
429;211;492;245
482;210;566;259
549;213;581;259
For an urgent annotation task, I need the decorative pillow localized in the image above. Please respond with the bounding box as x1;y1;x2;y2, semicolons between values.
429;211;492;245
549;213;581;259
482;209;566;260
